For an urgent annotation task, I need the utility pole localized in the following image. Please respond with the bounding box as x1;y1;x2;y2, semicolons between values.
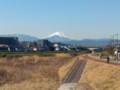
115;34;119;46
111;35;115;46
117;33;119;47
115;33;119;60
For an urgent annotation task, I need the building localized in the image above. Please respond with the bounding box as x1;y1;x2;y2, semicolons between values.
37;39;51;51
0;37;19;51
54;43;70;51
0;44;10;52
19;41;31;52
114;46;120;60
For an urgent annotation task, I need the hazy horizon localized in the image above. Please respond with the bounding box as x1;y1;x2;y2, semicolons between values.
0;0;120;39
0;32;110;40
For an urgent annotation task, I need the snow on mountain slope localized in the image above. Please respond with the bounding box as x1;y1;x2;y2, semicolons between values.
47;32;68;38
45;32;71;43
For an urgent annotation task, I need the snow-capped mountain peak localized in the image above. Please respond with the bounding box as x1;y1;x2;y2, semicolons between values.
45;32;71;43
48;32;68;38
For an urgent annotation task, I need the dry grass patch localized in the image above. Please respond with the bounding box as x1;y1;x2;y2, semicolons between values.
0;54;72;90
79;61;120;90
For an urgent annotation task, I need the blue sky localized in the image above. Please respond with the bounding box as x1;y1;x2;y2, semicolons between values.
0;0;120;39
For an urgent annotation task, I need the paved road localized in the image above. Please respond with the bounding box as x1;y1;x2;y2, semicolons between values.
58;60;87;90
63;60;87;83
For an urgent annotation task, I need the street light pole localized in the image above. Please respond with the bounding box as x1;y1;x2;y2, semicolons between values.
115;33;119;60
111;35;115;46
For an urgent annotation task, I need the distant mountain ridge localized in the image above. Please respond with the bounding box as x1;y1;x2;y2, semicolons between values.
0;34;38;41
0;33;110;46
45;32;109;46
68;39;109;46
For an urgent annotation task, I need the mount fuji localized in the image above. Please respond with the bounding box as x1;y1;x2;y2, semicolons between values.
45;32;109;46
0;32;109;46
45;32;71;43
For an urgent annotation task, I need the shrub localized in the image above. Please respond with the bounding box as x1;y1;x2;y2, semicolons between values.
36;52;55;57
0;53;7;58
69;51;79;57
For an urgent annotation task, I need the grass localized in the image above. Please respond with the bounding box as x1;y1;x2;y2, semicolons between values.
79;60;120;90
0;50;90;58
0;52;55;58
0;53;73;90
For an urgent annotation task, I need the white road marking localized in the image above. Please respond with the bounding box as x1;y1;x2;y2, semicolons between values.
58;83;77;90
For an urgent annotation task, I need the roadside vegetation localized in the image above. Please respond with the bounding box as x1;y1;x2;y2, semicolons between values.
79;60;120;90
0;50;90;58
0;53;74;90
0;50;90;90
0;52;55;58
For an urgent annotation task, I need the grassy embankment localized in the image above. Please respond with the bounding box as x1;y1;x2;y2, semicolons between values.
78;60;120;90
0;52;78;90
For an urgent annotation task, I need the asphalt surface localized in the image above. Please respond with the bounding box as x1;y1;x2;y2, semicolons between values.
58;59;87;90
63;60;87;83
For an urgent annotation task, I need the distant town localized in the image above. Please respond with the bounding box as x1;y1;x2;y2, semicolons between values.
0;32;120;60
0;36;90;52
0;32;108;52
